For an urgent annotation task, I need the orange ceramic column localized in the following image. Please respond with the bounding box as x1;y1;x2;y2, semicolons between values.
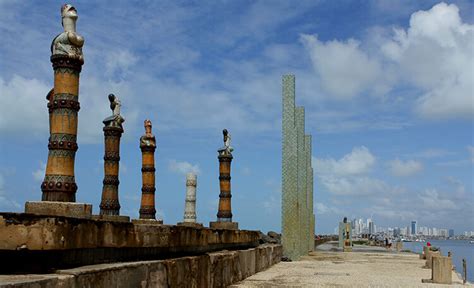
41;4;84;202
99;94;124;216
210;129;238;230
139;120;157;219
217;152;233;221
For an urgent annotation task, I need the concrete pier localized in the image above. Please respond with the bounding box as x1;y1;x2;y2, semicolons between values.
232;242;469;287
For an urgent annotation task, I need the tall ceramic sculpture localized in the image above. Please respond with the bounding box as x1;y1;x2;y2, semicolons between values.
210;129;238;230
139;120;157;220
183;173;197;223
41;4;84;202
99;94;124;215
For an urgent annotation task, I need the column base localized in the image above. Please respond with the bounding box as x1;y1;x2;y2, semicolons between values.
209;221;238;230
177;222;203;228
132;219;163;225
25;201;92;219
92;215;130;222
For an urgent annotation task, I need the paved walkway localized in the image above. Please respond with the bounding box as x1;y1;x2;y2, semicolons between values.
231;242;470;288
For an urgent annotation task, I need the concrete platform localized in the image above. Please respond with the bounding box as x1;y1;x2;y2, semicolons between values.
132;218;163;225
210;221;239;230
25;201;92;219
0;212;259;273
231;242;469;287
92;214;130;222
177;222;203;228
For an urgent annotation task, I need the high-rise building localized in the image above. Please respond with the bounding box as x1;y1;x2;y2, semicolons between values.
449;229;454;237
411;221;417;235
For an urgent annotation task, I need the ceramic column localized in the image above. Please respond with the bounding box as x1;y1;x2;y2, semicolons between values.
139;120;157;219
41;4;84;202
183;173;197;223
99;94;124;216
210;129;238;230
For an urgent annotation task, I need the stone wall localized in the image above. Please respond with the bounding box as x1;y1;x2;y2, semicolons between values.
0;244;282;288
0;213;259;273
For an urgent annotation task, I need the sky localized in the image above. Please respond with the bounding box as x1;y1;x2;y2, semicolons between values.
0;0;473;234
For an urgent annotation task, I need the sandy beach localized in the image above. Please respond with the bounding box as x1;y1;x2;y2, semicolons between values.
231;242;470;287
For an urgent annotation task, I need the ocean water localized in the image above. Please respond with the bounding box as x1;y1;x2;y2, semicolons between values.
403;240;474;282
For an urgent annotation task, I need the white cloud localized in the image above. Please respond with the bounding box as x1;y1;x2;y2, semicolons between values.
302;3;473;119
0;75;49;136
32;162;46;182
318;175;390;196
382;2;474;119
168;159;200;175
416;148;453;159
418;189;456;210
314;146;376;176
300;35;381;100
315;202;342;215
104;50;138;79
388;158;423;177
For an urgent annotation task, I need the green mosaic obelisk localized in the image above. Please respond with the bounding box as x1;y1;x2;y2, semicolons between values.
281;75;315;260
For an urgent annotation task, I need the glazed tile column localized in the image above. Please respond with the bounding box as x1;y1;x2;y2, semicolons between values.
183;173;197;222
41;4;84;202
99;94;125;216
210;129;238;230
178;173;202;227
139;120;157;220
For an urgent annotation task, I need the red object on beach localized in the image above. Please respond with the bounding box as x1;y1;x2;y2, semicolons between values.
427;242;431;246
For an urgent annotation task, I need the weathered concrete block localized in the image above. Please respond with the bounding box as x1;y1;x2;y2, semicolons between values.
238;248;256;279
209;221;238;230
271;245;283;265
58;261;168;288
0;244;282;288
132;219;163;225
25;201;92;219
93;215;130;222
425;250;441;269
177;222;203;228
432;256;452;284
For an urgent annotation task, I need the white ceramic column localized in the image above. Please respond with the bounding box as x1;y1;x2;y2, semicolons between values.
183;173;197;223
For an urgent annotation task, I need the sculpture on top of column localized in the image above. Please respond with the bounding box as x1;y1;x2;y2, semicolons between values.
51;4;84;62
210;129;238;230
40;4;84;202
138;119;161;222
99;94;125;216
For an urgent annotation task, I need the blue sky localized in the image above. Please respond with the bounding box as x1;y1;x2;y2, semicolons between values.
0;1;473;234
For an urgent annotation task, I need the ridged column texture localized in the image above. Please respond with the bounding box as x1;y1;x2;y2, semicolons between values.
41;55;83;202
183;173;197;222
217;153;233;222
139;139;156;219
99;126;123;215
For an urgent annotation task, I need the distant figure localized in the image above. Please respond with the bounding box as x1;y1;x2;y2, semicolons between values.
385;238;389;249
427;242;431;247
